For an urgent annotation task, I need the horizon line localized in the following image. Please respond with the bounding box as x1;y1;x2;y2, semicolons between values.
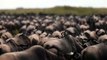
0;5;107;10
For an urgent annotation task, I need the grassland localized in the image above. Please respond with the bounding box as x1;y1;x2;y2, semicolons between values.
0;6;107;15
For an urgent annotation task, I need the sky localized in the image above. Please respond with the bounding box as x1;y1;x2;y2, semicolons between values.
0;0;107;9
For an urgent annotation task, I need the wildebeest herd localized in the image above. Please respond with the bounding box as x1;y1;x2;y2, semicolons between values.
0;14;107;60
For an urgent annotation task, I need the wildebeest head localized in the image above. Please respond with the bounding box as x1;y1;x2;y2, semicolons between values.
65;27;78;37
98;34;107;43
52;31;62;38
96;29;105;36
1;32;13;41
14;33;31;46
28;34;40;45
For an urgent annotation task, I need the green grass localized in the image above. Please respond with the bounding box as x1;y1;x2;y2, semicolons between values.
0;6;107;15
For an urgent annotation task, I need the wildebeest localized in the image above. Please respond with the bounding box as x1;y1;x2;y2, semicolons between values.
81;34;107;60
0;45;64;60
0;14;107;60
